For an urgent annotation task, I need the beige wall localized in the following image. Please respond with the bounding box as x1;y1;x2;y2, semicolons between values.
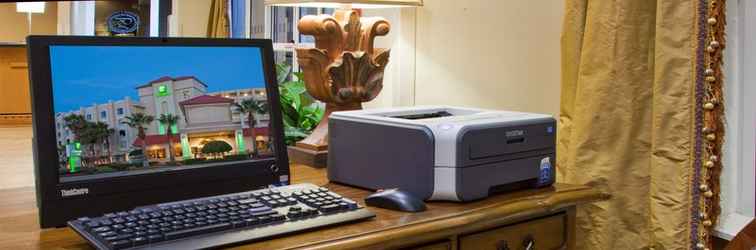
412;0;564;116
0;47;30;114
172;0;213;37
0;3;58;43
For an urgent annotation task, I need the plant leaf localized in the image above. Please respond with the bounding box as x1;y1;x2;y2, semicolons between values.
276;64;292;84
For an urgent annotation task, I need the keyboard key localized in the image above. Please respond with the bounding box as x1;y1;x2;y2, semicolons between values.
98;231;117;238
100;219;113;226
231;220;245;228
258;216;271;223
247;206;271;213
147;234;163;243
244;217;259;226
164;222;231;240
287;211;301;219
110;239;131;249
271;214;286;222
132;236;148;246
92;226;111;233
251;210;277;217
320;204;340;213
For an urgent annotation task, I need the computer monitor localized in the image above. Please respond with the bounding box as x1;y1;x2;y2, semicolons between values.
27;36;289;228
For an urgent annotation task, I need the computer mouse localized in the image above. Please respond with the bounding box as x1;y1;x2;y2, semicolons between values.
364;189;427;212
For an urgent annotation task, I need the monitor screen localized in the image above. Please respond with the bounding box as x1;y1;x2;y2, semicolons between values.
49;45;275;183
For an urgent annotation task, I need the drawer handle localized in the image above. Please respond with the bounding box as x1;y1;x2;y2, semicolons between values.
523;235;535;250
496;240;510;250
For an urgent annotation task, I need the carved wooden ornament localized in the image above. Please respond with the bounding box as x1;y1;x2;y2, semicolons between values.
295;9;390;150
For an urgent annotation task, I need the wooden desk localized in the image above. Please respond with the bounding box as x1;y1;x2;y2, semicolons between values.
0;165;606;250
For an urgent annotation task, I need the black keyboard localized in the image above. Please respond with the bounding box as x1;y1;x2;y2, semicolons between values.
68;183;375;250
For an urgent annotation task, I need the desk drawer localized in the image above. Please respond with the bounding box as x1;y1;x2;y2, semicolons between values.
459;213;566;250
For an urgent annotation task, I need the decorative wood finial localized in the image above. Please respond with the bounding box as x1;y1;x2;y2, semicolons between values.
289;9;391;166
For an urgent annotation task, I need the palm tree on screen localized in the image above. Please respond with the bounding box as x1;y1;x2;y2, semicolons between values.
158;114;180;163
92;122;114;164
234;99;267;157
122;113;154;167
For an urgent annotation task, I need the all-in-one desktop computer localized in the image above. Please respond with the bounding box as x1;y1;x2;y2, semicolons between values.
27;36;374;249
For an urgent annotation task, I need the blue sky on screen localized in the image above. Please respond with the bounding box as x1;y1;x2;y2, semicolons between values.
50;45;265;113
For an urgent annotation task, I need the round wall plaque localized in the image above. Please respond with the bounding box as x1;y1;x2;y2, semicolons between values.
107;11;140;35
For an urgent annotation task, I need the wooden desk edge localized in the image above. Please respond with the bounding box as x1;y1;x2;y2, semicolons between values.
288;187;609;250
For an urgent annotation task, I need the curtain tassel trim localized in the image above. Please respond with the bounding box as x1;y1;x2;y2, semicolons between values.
692;0;726;249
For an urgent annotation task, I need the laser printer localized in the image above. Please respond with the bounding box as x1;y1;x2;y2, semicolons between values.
327;106;556;202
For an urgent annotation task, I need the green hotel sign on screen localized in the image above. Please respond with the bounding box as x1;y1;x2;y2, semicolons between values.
157;85;169;96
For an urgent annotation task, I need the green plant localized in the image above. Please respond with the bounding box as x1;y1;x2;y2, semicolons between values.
128;149;143;157
201;140;233;158
277;64;325;145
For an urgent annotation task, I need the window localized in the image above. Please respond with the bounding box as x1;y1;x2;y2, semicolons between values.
148;148;166;159
117;108;124;115
86;114;92;120
119;130;126;137
100;111;107;119
183;90;190;99
250;3;333;67
717;0;756;240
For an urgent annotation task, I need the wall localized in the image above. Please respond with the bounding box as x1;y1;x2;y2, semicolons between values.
0;2;58;43
413;1;564;115
0;46;31;116
171;0;213;37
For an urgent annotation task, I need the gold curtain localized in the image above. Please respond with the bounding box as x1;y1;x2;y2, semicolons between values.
207;0;230;38
559;0;725;249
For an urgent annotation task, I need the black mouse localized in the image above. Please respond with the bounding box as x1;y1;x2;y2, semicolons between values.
364;189;426;212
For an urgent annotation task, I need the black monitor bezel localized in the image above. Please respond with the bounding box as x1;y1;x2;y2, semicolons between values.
27;36;290;228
